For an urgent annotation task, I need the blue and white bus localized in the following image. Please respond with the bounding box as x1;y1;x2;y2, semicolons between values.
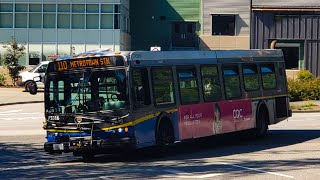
43;49;291;160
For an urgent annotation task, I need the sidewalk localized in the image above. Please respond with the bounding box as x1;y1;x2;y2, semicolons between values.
0;87;44;106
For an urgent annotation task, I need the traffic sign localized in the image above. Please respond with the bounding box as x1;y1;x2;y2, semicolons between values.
150;47;161;51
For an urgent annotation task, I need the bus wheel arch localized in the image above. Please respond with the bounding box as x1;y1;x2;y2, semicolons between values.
155;113;174;146
255;102;269;137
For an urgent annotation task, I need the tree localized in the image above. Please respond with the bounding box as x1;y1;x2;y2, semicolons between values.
1;37;26;85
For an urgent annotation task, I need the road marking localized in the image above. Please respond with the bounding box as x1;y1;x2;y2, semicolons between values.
0;117;43;120
0;110;22;114
0;162;85;171
220;163;294;179
164;169;222;179
0;112;42;116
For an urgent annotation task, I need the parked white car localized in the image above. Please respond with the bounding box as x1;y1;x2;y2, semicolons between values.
17;61;50;91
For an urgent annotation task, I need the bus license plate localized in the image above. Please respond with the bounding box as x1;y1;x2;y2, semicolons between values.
53;143;64;151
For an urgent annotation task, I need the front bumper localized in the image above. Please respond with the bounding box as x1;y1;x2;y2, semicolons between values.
44;136;135;154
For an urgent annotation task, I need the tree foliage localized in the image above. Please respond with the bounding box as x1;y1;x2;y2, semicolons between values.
1;37;26;85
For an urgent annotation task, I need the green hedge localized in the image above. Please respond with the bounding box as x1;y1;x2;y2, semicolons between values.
288;70;320;101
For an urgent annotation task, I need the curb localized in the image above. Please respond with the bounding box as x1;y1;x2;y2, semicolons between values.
0;101;44;107
292;110;320;113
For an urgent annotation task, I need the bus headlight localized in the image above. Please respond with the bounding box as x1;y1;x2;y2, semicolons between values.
75;117;82;123
118;128;123;133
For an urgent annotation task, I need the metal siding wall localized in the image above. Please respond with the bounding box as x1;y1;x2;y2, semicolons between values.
306;41;320;76
251;11;273;49
253;11;320;76
202;0;250;36
252;0;320;8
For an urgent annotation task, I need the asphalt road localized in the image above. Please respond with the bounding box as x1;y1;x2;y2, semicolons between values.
0;103;319;179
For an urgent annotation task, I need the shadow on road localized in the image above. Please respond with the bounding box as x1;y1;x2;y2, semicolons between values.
0;129;319;178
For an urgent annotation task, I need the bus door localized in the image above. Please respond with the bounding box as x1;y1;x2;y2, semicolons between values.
132;68;154;147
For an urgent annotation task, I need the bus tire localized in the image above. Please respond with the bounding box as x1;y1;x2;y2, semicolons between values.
255;105;269;138
155;117;174;152
81;152;95;162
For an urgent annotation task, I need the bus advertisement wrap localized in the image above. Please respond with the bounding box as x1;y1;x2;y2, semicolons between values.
178;99;253;140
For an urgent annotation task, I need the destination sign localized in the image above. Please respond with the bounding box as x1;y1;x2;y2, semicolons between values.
53;56;124;72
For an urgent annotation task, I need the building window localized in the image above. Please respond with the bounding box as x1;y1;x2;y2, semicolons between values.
114;14;119;29
0;13;13;28
29;13;42;28
58;14;70;29
43;4;56;12
43;14;56;28
101;4;113;13
58;4;70;13
72;14;85;29
72;4;85;13
101;14;113;29
86;4;99;13
0;3;13;12
15;4;28;12
15;13;28;28
29;4;42;12
212;15;235;36
86;14;99;29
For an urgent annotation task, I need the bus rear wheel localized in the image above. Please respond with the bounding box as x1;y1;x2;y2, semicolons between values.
255;107;269;137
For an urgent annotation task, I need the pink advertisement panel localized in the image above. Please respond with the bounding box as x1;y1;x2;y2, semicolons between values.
178;99;253;141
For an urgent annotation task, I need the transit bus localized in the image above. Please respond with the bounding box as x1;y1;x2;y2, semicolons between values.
42;49;291;160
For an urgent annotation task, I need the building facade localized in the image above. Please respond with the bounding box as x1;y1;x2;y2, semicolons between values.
0;0;130;66
130;0;200;51
200;0;251;50
1;0;320;77
251;0;320;76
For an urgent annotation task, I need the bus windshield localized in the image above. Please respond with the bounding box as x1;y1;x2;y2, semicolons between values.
45;68;128;115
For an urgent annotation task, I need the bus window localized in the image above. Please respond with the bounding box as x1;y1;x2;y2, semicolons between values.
243;64;260;91
177;67;199;104
201;65;222;102
223;66;241;99
261;64;276;89
132;68;151;108
152;68;175;106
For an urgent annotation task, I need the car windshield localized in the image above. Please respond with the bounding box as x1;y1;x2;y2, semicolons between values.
45;68;128;114
28;64;41;72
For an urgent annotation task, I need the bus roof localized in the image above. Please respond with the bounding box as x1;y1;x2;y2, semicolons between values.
129;49;284;67
48;49;284;71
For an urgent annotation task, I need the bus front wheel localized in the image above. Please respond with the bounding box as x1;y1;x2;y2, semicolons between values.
81;151;95;162
156;118;174;151
255;107;269;137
